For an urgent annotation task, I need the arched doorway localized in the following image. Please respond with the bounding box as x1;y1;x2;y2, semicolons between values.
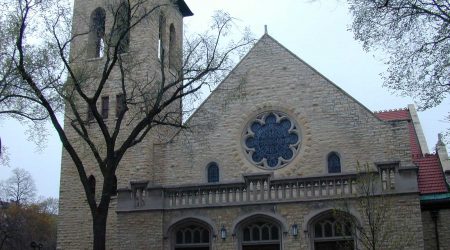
310;211;356;250
171;220;212;250
239;217;281;250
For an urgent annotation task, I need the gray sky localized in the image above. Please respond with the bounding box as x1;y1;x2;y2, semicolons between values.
0;0;448;199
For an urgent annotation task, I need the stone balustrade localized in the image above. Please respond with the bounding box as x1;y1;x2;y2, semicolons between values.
163;174;358;208
117;173;369;212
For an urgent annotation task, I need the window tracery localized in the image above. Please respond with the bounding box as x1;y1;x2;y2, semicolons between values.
243;111;301;169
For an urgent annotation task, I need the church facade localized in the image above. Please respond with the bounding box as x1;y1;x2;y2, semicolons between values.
57;0;450;249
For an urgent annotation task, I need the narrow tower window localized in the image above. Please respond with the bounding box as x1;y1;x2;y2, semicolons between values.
88;8;106;58
158;13;166;60
116;94;125;117
207;163;219;183
101;96;109;119
328;152;341;173
169;24;176;68
115;1;130;54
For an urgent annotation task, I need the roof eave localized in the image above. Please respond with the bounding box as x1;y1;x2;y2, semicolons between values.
177;0;193;17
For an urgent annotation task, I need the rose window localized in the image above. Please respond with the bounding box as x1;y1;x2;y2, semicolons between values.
243;111;301;169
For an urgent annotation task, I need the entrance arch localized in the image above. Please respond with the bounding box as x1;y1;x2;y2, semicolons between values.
308;210;357;250
169;219;213;250
235;214;284;250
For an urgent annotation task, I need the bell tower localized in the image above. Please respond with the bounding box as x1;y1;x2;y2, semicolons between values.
58;0;192;249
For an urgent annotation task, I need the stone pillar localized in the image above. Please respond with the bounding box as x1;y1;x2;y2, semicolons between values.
436;133;450;184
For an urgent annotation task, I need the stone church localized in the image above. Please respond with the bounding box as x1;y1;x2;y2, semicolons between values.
57;0;450;249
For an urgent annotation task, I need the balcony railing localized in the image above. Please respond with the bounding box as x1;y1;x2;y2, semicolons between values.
163;174;357;208
117;173;365;211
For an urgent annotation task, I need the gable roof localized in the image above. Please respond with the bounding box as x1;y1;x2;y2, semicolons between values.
376;108;448;194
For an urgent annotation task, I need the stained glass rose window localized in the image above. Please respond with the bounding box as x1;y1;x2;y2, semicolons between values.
243;111;301;169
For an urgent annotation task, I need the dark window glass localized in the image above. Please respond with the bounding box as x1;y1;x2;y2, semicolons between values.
207;163;219;183
169;24;176;67
101;96;109;118
202;229;209;243
116;94;125;117
335;222;343;236
324;222;333;237
88;8;106;58
158;14;165;60
115;1;130;53
345;222;353;236
185;230;192;243
328;152;341;173
271;225;279;240
315;223;323;238
252;227;260;241
261;226;270;240
193;230;201;243
176;231;183;244
175;224;210;247
243;228;250;241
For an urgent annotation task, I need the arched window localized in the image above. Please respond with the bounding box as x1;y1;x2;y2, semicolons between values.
207;163;219;183
169;24;176;68
158;13;166;60
88;8;106;58
88;175;96;195
114;1;130;53
172;221;211;250
240;219;281;250
311;212;355;250
328;152;341;173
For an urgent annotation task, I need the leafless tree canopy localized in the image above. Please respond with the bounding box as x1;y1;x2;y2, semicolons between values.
0;168;36;204
348;0;450;110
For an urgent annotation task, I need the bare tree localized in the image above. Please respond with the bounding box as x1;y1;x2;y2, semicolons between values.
335;163;412;250
0;0;254;249
348;0;450;110
0;168;36;204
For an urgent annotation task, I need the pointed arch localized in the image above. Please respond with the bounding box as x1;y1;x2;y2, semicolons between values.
114;1;130;53
87;7;106;58
158;12;166;60
167;218;213;250
232;213;287;250
307;210;358;250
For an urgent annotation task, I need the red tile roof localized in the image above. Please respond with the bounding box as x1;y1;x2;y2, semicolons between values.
375;108;448;194
374;108;410;121
415;154;448;194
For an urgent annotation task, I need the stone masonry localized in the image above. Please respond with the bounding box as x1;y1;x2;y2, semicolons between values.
58;0;428;249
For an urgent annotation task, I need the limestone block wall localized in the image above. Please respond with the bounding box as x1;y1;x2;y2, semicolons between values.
116;194;423;250
156;35;413;187
422;208;450;250
58;0;185;248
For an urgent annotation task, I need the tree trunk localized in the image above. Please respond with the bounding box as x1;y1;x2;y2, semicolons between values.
93;211;108;250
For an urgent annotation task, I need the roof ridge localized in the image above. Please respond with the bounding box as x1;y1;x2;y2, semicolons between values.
373;107;409;113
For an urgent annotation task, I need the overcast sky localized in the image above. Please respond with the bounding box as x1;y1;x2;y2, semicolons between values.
1;0;448;199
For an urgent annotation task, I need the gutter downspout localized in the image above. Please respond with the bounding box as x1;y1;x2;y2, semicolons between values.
430;210;440;250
